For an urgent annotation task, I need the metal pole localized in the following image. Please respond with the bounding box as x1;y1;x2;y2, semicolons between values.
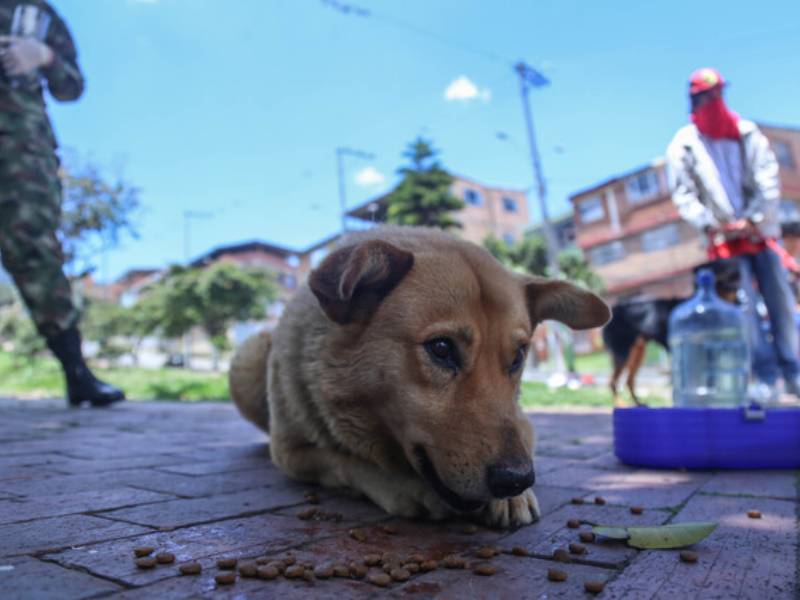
515;62;558;272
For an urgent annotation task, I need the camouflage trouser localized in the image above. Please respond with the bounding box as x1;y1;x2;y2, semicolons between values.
0;139;78;339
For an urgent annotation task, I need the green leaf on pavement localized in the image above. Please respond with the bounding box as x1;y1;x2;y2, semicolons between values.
592;522;717;549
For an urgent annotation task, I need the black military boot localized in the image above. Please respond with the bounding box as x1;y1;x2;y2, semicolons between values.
46;327;126;407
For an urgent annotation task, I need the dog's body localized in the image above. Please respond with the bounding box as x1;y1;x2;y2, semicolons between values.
230;226;609;528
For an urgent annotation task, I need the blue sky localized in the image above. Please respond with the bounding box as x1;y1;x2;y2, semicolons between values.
48;0;800;281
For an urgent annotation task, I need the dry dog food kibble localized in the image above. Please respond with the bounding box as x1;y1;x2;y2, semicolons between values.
406;553;424;564
476;546;496;559
679;551;699;563
303;569;315;582
382;523;400;535
238;562;258;578
584;580;605;594
285;565;305;579
349;528;367;542
547;568;568;582
567;519;581;529
747;510;762;519
571;497;585;505
511;546;529;557
363;554;381;566
179;562;202;576
630;506;644;515
579;532;596;543
594;496;606;505
217;558;237;570
135;557;157;569
350;563;368;579
297;507;317;520
333;564;350;578
473;563;497;576
569;543;587;555
420;560;438;572
314;564;334;579
282;553;296;566
403;562;420;574
368;572;392;587
460;523;479;534
215;573;236;585
390;567;411;582
257;565;280;580
133;547;154;558
553;548;571;563
255;556;270;565
155;552;175;564
443;554;467;569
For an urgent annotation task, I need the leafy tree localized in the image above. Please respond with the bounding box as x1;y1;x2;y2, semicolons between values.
482;234;511;266
511;234;549;278
386;137;464;230
146;263;278;369
80;299;136;364
59;156;140;277
557;247;605;293
0;299;45;362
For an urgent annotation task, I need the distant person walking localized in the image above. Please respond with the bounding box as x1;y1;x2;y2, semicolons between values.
0;1;124;406
666;67;800;396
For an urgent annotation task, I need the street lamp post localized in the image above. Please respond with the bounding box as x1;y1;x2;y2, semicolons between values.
336;147;375;234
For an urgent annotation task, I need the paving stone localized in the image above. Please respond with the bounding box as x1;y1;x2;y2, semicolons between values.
100;486;309;528
530;485;590;517
0;555;121;599
601;545;797;600
273;491;391;524
502;502;672;569
390;553;614;599
0;514;151;556
699;471;800;501
0;487;176;525
45;512;346;586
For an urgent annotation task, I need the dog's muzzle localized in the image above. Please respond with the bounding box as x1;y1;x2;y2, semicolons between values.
413;445;485;513
486;463;535;499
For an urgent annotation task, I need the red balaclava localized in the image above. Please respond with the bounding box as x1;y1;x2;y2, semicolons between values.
688;68;740;140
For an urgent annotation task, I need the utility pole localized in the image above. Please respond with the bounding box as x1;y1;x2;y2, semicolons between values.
515;61;558;272
336;147;375;234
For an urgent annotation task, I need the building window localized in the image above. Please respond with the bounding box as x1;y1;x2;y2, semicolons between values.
774;141;796;170
464;189;482;206
577;195;605;223
641;223;680;252
502;197;518;213
626;169;660;204
588;240;624;266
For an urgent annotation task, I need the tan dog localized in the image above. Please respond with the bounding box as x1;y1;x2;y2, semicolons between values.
230;226;609;528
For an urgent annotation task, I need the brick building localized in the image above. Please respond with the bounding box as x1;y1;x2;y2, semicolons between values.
345;174;530;247
570;124;800;303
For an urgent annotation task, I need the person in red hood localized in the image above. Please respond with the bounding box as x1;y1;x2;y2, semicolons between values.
666;68;800;397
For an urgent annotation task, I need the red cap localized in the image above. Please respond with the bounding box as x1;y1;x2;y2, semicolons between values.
689;68;725;95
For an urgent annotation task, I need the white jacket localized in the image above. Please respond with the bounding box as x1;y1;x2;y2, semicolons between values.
666;120;781;239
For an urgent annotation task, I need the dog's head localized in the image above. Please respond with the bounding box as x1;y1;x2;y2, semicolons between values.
309;233;610;512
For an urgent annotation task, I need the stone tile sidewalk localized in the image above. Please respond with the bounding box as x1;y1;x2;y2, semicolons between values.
0;398;796;599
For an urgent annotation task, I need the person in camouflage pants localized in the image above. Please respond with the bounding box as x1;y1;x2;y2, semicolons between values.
0;0;124;406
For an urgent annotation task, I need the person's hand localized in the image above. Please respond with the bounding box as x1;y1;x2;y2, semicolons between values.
722;219;758;238
0;36;54;77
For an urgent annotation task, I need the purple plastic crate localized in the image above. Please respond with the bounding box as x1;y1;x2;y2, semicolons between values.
613;406;800;469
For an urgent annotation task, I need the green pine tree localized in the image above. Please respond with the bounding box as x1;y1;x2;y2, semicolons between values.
386;138;465;230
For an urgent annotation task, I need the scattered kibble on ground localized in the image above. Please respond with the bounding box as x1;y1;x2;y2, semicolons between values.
553;548;571;563
579;532;596;543
133;547;154;558
594;496;606;505
584;580;605;594
473;563;497;576
135;557;157;569
215;572;236;585
747;510;762;519
511;546;529;557
178;562;201;576
368;572;392;587
567;519;581;529
630;506;644;515
155;552;175;564
680;551;699;563
548;568;568;582
571;497;585;505
569;542;587;555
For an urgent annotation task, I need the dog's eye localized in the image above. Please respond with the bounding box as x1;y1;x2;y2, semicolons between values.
509;345;527;375
424;338;460;372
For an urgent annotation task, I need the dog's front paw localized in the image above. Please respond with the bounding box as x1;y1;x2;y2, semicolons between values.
481;488;540;529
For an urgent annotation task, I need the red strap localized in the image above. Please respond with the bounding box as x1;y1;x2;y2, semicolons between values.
707;235;800;274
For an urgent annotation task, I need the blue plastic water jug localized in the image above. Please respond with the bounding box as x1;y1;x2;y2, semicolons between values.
668;269;749;407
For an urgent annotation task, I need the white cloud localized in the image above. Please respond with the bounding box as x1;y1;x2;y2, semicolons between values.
354;166;386;188
444;75;491;102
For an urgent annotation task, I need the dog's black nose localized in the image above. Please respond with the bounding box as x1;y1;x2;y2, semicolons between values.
486;463;535;498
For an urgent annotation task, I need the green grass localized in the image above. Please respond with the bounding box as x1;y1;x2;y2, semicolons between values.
520;381;668;408
0;351;228;402
0;351;668;407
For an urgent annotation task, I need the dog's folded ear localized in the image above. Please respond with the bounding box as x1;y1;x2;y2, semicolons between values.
309;240;414;324
526;278;611;330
